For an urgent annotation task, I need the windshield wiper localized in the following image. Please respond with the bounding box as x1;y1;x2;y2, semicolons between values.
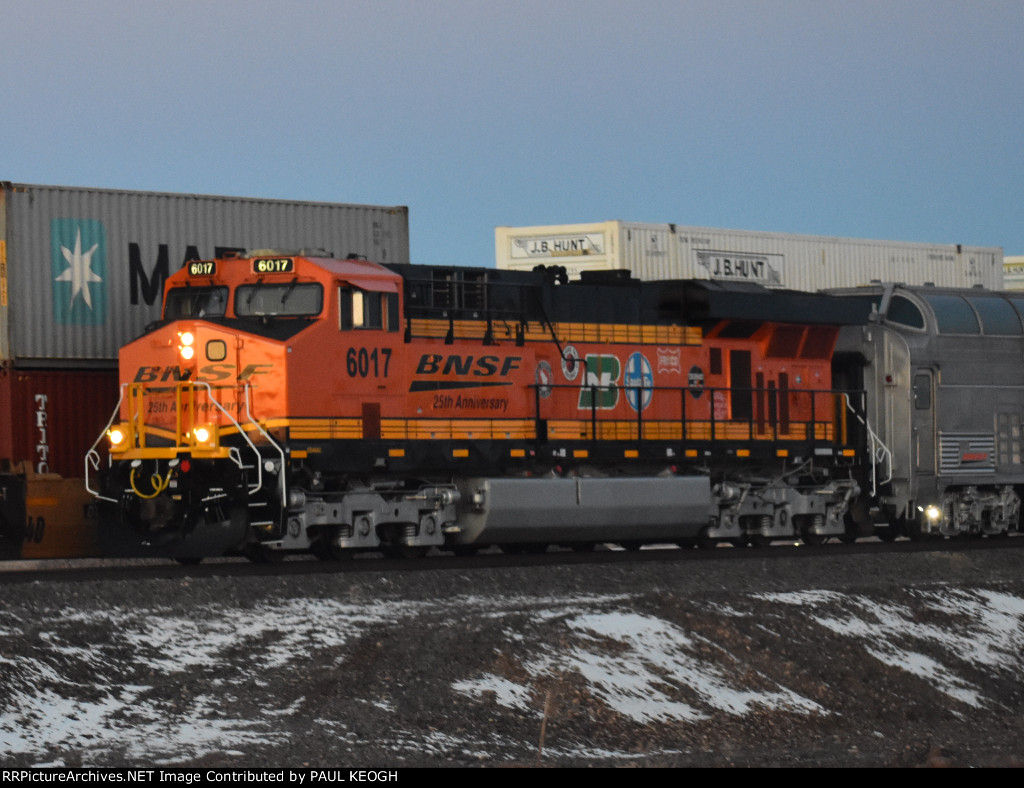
280;277;299;306
246;280;263;307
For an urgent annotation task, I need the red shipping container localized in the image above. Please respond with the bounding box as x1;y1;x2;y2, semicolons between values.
0;367;119;479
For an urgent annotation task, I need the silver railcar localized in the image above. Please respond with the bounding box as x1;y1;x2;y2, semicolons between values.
834;283;1024;538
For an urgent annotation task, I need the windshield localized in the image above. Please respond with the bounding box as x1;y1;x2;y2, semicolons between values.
235;282;324;317
164;286;229;319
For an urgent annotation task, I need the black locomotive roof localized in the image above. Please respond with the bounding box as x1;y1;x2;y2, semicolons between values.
677;280;874;326
384;263;874;327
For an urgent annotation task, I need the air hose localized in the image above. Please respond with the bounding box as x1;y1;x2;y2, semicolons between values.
130;466;173;499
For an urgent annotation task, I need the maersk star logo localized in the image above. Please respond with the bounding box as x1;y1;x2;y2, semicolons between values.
51;219;107;325
56;228;101;306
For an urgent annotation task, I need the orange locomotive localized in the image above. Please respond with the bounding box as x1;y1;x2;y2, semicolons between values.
86;252;871;560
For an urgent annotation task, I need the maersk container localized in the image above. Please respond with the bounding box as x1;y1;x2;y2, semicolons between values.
0;183;410;365
496;221;1004;291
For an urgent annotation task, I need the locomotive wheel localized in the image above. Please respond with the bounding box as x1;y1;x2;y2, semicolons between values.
312;539;353;561
501;543;548;554
570;543;596;552
798;519;826;546
904;516;937;542
876;525;899;542
450;545;481;556
697;527;720;549
748;535;773;548
243;544;285;563
382;544;429;559
619;541;643;551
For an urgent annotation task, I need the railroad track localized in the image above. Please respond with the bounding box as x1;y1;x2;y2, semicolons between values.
2;534;1021;585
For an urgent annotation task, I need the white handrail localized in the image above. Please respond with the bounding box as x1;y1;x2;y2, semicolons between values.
85;383;128;500
239;382;287;506
844;393;892;496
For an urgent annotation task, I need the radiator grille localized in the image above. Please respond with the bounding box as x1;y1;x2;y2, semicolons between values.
939;433;996;475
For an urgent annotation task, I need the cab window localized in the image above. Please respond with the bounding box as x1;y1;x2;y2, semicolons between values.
922;294;980;335
886;296;925;329
165;286;228;319
913;373;932;409
340;288;399;331
967;296;1023;335
235;282;323;317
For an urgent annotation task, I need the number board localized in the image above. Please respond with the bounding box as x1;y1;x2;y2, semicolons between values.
187;261;217;277
252;257;295;274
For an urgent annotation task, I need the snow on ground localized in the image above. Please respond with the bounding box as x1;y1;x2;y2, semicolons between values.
1;583;1022;765
455;608;826;722
759;588;1024;708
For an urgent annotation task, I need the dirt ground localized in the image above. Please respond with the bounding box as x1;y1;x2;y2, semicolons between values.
1;546;1023;768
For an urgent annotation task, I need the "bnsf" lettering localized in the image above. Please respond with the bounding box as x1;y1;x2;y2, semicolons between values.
133;364;274;383
415;354;521;376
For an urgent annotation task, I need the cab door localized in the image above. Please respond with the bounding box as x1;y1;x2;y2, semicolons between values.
911;368;936;478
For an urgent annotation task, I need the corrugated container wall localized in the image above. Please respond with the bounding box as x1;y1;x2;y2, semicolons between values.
496;221;1004;291
0;368;118;479
1004;256;1024;290
0;183;410;364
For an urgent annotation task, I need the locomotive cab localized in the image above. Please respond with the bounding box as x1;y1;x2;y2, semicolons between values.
89;252;410;558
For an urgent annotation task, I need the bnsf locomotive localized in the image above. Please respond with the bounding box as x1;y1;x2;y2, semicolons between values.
84;251;1023;561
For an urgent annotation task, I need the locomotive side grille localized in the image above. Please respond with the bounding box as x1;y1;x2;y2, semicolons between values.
404;318;703;345
996;411;1023;467
939;433;996;475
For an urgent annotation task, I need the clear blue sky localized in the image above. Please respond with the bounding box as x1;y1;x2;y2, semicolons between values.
5;0;1022;264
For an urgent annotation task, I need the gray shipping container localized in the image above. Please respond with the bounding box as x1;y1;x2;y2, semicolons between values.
0;183;410;365
496;221;1004;292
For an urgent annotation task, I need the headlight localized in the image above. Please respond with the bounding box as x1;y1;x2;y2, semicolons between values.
924;504;942;523
178;331;195;361
108;425;129;453
191;424;218;449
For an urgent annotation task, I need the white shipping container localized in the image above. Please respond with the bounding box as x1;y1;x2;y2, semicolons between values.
496;221;1003;291
0;183;410;364
1004;255;1024;290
